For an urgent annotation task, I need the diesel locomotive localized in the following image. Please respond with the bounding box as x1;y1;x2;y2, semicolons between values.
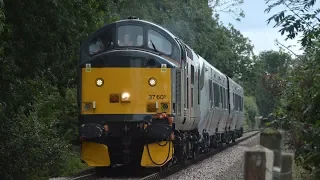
78;17;244;169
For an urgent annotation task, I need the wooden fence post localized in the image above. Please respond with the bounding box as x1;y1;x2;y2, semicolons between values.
260;128;282;168
280;153;294;180
244;145;274;180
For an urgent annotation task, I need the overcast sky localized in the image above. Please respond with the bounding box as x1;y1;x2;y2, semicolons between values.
218;0;307;55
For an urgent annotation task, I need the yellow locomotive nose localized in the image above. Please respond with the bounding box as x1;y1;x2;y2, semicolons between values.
81;68;171;115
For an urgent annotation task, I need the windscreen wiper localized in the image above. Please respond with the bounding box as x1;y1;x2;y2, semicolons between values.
149;40;161;55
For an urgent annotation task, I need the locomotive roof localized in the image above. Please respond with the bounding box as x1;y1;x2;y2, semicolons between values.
115;19;178;39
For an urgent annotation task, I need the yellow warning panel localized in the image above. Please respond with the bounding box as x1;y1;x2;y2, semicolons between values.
140;141;173;167
81;141;111;166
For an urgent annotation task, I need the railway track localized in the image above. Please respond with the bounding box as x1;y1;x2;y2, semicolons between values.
54;130;260;180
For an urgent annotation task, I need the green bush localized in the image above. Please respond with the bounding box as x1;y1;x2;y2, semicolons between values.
0;80;83;180
244;96;259;130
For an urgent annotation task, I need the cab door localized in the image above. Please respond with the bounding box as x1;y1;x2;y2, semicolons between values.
185;47;196;130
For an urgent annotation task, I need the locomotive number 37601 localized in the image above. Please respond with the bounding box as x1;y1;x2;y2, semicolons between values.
148;95;166;100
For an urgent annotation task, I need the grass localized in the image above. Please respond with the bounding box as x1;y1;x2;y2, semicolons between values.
60;149;90;177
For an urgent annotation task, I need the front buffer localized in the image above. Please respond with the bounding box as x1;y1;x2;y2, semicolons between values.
140;113;174;167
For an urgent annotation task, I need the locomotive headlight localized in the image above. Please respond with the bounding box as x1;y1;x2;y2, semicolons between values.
148;77;157;87
96;78;104;87
121;92;130;102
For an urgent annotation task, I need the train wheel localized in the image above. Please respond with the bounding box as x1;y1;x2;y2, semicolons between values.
192;151;196;159
225;134;230;144
232;132;236;143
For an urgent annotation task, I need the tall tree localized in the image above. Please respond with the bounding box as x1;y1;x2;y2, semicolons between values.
265;0;320;178
255;50;292;117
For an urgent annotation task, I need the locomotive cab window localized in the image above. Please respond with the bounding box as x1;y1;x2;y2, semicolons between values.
117;25;143;47
148;30;172;55
89;28;115;55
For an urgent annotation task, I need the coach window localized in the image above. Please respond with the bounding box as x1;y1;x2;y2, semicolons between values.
209;79;213;104
241;97;243;111
239;96;241;111
220;86;224;108
222;88;225;109
89;28;114;55
233;93;236;110
117;25;143;47
238;95;241;111
213;82;220;107
235;94;239;111
226;89;229;109
148;30;172;55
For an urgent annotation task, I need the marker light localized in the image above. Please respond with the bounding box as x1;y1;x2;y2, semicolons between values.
121;92;130;102
83;103;92;111
148;77;157;87
96;78;104;87
109;93;120;103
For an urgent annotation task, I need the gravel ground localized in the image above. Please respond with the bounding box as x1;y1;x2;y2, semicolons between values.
50;132;259;180
164;133;260;180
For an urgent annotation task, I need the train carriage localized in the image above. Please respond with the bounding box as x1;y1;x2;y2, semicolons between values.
78;17;244;170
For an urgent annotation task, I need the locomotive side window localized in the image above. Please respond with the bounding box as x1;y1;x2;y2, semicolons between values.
89;28;114;55
185;47;193;60
118;25;143;47
148;30;172;54
199;65;205;89
177;39;186;61
191;65;195;84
